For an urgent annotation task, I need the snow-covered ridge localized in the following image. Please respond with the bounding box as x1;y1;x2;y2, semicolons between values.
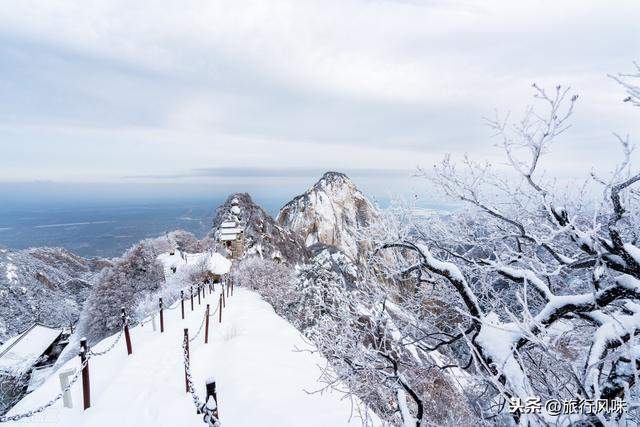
277;172;378;262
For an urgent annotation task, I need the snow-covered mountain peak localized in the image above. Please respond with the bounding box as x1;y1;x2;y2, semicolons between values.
277;172;377;262
311;171;353;190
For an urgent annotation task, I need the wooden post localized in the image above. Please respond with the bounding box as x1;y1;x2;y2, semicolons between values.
205;378;219;419
79;338;90;410
159;298;164;333
204;304;210;344
231;278;234;296
190;286;194;311
218;294;223;323
122;307;132;355
183;328;190;393
222;286;226;308
198;285;201;305
181;290;185;320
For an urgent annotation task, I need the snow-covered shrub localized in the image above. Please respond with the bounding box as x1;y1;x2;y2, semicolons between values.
232;257;294;314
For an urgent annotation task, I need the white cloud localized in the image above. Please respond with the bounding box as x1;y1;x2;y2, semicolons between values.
0;0;638;185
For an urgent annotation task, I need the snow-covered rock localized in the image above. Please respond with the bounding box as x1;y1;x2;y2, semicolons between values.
277;172;378;263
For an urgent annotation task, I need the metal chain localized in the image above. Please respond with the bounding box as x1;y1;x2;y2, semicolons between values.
164;299;181;311
88;326;125;357
182;337;204;409
0;355;91;423
182;337;221;426
208;304;220;318
189;310;207;342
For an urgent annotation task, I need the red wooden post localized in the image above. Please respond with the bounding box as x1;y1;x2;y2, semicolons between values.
122;307;132;355
79;338;91;410
159;298;164;333
204;304;210;344
183;328;190;393
218;294;223;323
181;290;185;320
190;286;194;311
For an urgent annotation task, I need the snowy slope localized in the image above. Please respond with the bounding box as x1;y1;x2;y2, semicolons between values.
5;287;377;426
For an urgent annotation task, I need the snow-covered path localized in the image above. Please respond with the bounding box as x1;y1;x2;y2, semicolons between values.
7;287;374;426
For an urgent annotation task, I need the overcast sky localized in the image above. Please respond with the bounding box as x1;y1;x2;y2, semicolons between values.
0;0;639;200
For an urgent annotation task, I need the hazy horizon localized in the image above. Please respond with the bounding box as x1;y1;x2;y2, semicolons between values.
0;171;453;256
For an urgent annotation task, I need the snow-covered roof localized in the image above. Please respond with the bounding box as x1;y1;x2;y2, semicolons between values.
219;227;242;234
207;253;232;275
220;234;238;241
220;221;237;228
0;324;62;374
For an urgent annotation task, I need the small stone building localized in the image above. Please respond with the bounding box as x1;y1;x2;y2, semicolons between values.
218;219;244;259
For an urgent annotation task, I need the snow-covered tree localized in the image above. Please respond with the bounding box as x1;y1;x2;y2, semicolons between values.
300;250;476;426
167;230;200;253
77;241;165;342
366;79;640;425
288;253;351;336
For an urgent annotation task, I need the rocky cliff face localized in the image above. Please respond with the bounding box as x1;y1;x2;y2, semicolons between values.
0;247;108;342
277;172;378;262
210;193;309;264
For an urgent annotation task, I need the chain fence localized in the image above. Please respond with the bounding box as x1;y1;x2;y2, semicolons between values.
0;276;228;424
182;336;221;427
88;327;125;357
189;310;208;343
208;304;220;319
164;299;182;311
